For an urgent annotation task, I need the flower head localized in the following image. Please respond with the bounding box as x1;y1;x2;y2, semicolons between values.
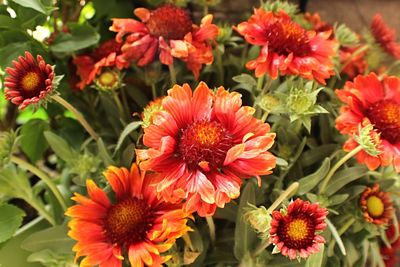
110;5;219;79
360;184;393;225
73;39;128;90
235;9;337;84
4;52;55;110
381;222;400;267
66;164;191;267
136;82;276;216
142;97;165;128
370;13;400;59
335;73;400;172
269;199;328;260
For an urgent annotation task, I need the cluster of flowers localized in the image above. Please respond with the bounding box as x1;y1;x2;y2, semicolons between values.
2;2;400;266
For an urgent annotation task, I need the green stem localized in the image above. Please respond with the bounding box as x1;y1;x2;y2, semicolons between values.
206;216;216;245
319;145;363;194
260;76;273;96
340;44;369;71
168;63;177;85
252;240;271;257
328;217;355;252
151;83;157;100
11;156;67;212
28;198;56;225
51;95;99;141
256;75;264;91
215;42;224;85
111;90;124;119
266;182;299;213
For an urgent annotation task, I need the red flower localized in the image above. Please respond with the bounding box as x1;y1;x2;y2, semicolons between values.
269;199;328;260
110;5;219;79
360;184;393;225
381;222;400;267
371;13;400;59
335;73;400;172
66;164;191;267
73;39;128;90
136;82;276;216
339;45;368;79
4;52;55;110
235;9;337;84
304;12;334;37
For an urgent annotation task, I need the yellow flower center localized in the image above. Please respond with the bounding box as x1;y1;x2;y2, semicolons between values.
21;72;40;91
96;70;120;90
366;195;384;217
104;198;152;245
287;218;308;241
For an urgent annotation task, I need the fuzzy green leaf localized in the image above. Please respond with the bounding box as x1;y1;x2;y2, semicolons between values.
326;219;346;256
0;203;25;243
115;121;141;152
44;131;75;162
10;0;54;15
20;119;50;163
297;158;330;195
325;166;367;196
232;74;257;88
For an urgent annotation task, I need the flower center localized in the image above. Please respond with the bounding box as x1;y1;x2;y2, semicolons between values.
146;5;193;40
178;120;233;169
96;70;120;90
277;215;315;249
366;195;384;217
266;19;311;56
104;198;152;245
366;100;400;144
21;71;40;91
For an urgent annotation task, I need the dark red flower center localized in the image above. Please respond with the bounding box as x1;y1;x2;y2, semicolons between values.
266;19;311;56
277;214;315;249
178;120;233;169
366;100;400;144
18;69;47;98
104;198;153;245
146;5;193;40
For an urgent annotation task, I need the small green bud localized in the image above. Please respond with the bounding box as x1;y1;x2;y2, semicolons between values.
94;69;122;91
354;123;382;157
258;94;281;113
287;88;314;114
244;204;272;238
261;0;298;16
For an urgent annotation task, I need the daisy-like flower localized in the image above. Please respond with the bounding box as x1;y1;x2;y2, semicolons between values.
381;222;400;267
136;82;276;216
66;164;191;267
110;5;219;79
360;184;393;225
4;52;55;110
235;9;337;84
335;72;400;172
73;39;129;90
370;13;400;59
269;199;328;260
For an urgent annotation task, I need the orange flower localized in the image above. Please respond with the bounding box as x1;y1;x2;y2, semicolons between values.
304;12;334;37
136;82;276;216
66;164;191;267
269;199;328;260
360;184;393;225
371;13;400;59
235;9;337;84
336;73;400;172
73;39;129;90
110;5;219;79
4;52;55;110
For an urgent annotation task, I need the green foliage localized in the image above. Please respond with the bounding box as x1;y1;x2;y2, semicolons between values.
0;203;25;243
20;119;50;163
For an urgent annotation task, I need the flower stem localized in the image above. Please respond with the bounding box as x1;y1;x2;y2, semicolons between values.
51;95;99;141
266;182;299;213
151;83;157;100
252;240;271;257
11;155;67;212
206;216;216;245
256;75;264;91
168;63;177;85
28;198;56;226
214;42;225;85
319;145;363;194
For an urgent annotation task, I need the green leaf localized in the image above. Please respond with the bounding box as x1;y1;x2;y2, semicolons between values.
305;244;324;267
20;119;50;163
325;166;367;196
234;180;257;261
232;74;257;87
0;15;19;29
329;194;349;206
10;0;54;15
0;42;32;69
0;165;33;200
0;203;25;243
326;219;346;256
50;23;100;53
21;225;74;254
43;131;75;162
114;121;141;153
297;158;330;195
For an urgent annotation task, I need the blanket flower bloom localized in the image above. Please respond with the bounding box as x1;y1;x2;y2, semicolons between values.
235;9;337;84
360;184;393;225
73;39;129;90
136;82;276;216
335;73;400;172
110;5;219;79
269;199;328;260
65;164;191;267
370;13;400;59
4;52;55;110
